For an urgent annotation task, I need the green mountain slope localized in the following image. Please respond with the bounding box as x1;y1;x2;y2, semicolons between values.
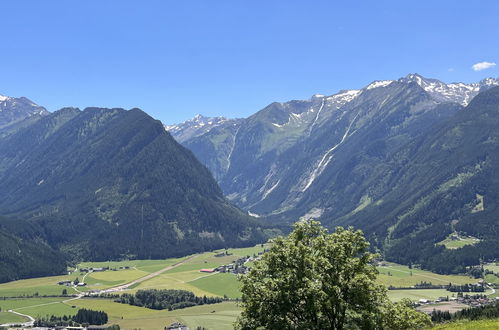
0;107;270;263
0;225;66;283
333;86;499;273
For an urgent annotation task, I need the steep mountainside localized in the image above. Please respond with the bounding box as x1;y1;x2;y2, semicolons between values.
0;94;48;128
168;75;499;220
0;107;270;262
338;86;499;273
0;224;67;283
168;75;499;273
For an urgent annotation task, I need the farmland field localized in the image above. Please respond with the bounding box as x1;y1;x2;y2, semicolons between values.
0;275;79;297
0;243;490;329
484;263;499;274
436;233;480;249
69;298;239;330
0;311;27;324
387;289;452;302
377;262;475;287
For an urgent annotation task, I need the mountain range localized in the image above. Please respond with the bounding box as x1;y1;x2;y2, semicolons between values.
0;100;272;282
1;73;498;281
167;74;499;273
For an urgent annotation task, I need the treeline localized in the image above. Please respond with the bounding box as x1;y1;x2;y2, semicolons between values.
34;309;108;327
431;302;499;323
115;289;223;310
447;284;485;292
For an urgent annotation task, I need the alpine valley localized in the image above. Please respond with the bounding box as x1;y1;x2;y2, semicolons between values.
167;74;499;274
1;73;498;283
0;96;272;283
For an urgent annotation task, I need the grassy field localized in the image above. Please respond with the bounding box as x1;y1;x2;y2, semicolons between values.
68;298;240;330
0;311;27;324
0;274;79;297
484;263;499;273
377;262;475;287
387;289;452;302
189;273;241;299
0;243;490;329
431;318;499;329
436;233;480;249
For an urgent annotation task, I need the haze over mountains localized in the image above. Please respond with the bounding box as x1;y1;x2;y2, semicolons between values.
168;74;499;273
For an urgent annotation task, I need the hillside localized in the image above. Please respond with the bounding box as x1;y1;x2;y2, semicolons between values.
0;107;270;264
168;75;499;273
0;225;66;283
340;86;499;273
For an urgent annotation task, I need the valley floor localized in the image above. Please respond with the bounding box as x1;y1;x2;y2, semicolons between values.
0;246;495;329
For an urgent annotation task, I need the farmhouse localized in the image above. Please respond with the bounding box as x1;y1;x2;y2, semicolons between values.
165;322;189;330
200;268;215;273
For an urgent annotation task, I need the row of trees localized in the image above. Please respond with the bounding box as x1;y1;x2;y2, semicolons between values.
116;289;223;311
33;309;108;327
431;302;499;323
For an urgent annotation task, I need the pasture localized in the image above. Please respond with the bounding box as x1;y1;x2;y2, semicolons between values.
436;233;480;249
68;298;240;329
0;311;27;324
377;262;475;287
387;289;452;302
0;275;78;297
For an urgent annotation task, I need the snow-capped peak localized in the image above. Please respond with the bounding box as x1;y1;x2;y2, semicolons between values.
165;114;235;143
400;73;499;106
0;94;10;102
365;80;394;90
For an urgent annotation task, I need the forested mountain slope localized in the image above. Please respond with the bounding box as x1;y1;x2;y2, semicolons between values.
0;107;270;264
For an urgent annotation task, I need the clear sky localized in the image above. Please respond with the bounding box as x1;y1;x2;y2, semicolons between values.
1;1;498;124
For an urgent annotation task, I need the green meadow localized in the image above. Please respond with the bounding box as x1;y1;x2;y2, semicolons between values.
0;243;491;329
0;311;27;324
377;262;475;287
0;275;78;297
436;233;480;250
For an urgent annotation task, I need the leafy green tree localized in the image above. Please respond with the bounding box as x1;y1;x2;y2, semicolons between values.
381;299;432;329
235;220;431;329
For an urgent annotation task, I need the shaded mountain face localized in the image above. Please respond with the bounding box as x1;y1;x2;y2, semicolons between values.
0;94;48;128
0;224;66;283
343;86;499;273
0;107;269;261
168;75;499;273
167;74;499;220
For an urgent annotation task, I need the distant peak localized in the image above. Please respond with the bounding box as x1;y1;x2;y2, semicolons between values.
365;80;394;90
480;77;499;86
0;94;10;102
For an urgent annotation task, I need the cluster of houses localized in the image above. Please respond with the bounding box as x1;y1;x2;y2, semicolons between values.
416;294;499;307
57;280;86;287
78;265;130;273
200;250;268;275
165;322;189;330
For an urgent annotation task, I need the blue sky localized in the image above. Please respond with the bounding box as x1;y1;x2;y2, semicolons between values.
0;1;498;124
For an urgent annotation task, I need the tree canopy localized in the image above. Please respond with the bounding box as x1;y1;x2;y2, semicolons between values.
236;220;430;330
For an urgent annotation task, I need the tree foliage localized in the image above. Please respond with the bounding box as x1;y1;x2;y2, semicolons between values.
236;220;431;329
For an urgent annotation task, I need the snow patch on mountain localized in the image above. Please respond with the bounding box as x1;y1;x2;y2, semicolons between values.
401;74;499;106
366;80;393;90
165;114;235;143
